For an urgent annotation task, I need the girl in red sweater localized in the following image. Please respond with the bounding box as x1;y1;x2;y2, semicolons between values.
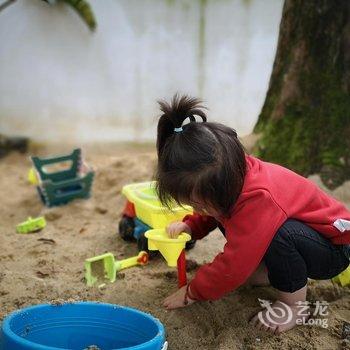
156;94;350;334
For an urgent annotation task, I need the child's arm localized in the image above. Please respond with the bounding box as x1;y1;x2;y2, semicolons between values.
188;190;287;301
182;213;218;240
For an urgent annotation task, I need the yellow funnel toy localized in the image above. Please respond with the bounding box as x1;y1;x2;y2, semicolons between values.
145;229;191;267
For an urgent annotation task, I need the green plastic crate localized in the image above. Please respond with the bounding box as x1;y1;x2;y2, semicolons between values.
31;148;94;207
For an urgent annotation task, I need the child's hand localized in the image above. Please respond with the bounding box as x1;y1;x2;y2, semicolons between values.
163;285;196;309
166;221;191;239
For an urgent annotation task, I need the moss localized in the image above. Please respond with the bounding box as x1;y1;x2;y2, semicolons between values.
254;69;350;188
254;38;295;132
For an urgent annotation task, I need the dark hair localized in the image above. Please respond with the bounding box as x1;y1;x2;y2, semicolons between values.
155;94;246;218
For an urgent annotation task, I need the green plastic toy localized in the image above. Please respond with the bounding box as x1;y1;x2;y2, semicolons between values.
85;251;149;287
31;148;94;207
16;216;46;234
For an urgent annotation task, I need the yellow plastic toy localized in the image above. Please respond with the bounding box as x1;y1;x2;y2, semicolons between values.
145;229;190;267
16;216;46;234
85;251;148;287
145;229;191;288
122;181;192;229
332;265;350;286
28;167;39;185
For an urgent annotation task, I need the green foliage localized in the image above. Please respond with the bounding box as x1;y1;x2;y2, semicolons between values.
61;0;96;31
42;0;96;31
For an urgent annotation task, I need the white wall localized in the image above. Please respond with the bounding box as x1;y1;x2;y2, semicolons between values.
0;0;283;142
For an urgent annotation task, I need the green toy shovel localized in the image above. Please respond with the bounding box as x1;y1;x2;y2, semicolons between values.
85;251;148;286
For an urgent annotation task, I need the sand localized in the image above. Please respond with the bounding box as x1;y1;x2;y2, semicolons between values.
0;142;349;350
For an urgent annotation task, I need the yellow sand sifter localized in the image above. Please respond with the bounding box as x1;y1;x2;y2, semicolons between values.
145;229;191;288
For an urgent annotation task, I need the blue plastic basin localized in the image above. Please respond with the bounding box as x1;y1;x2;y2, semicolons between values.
0;302;166;350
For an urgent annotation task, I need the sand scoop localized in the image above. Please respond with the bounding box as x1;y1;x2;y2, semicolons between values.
85;251;149;286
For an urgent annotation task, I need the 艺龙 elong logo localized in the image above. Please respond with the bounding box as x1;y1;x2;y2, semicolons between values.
257;299;329;328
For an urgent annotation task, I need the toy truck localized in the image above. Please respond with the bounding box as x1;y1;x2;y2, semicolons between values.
118;181;196;254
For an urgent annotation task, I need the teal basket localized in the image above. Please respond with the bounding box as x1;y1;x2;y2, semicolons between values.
31;149;94;207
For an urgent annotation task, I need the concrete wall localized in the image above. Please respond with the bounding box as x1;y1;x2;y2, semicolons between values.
0;0;283;142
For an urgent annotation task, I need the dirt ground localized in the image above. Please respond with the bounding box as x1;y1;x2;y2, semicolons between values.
0;141;349;350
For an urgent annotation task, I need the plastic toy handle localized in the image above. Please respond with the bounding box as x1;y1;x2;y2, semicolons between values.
137;251;149;265
177;249;187;288
134;189;158;201
125;182;158;201
117;251;149;271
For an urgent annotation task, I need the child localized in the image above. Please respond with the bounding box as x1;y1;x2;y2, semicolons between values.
155;94;350;334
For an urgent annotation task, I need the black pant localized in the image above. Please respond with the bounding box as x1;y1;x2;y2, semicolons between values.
263;219;350;293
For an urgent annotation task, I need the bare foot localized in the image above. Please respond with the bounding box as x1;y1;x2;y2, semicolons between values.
250;300;309;334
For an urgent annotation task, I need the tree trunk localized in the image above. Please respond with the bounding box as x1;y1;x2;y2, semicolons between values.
254;0;350;189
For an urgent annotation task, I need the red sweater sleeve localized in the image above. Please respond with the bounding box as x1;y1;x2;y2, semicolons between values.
183;213;218;240
189;190;287;301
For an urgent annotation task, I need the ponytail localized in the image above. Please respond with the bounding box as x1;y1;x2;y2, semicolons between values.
156;94;207;156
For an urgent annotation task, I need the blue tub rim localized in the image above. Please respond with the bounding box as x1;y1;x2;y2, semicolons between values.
1;301;166;350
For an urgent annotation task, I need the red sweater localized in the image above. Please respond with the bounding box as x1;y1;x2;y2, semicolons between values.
184;155;350;301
